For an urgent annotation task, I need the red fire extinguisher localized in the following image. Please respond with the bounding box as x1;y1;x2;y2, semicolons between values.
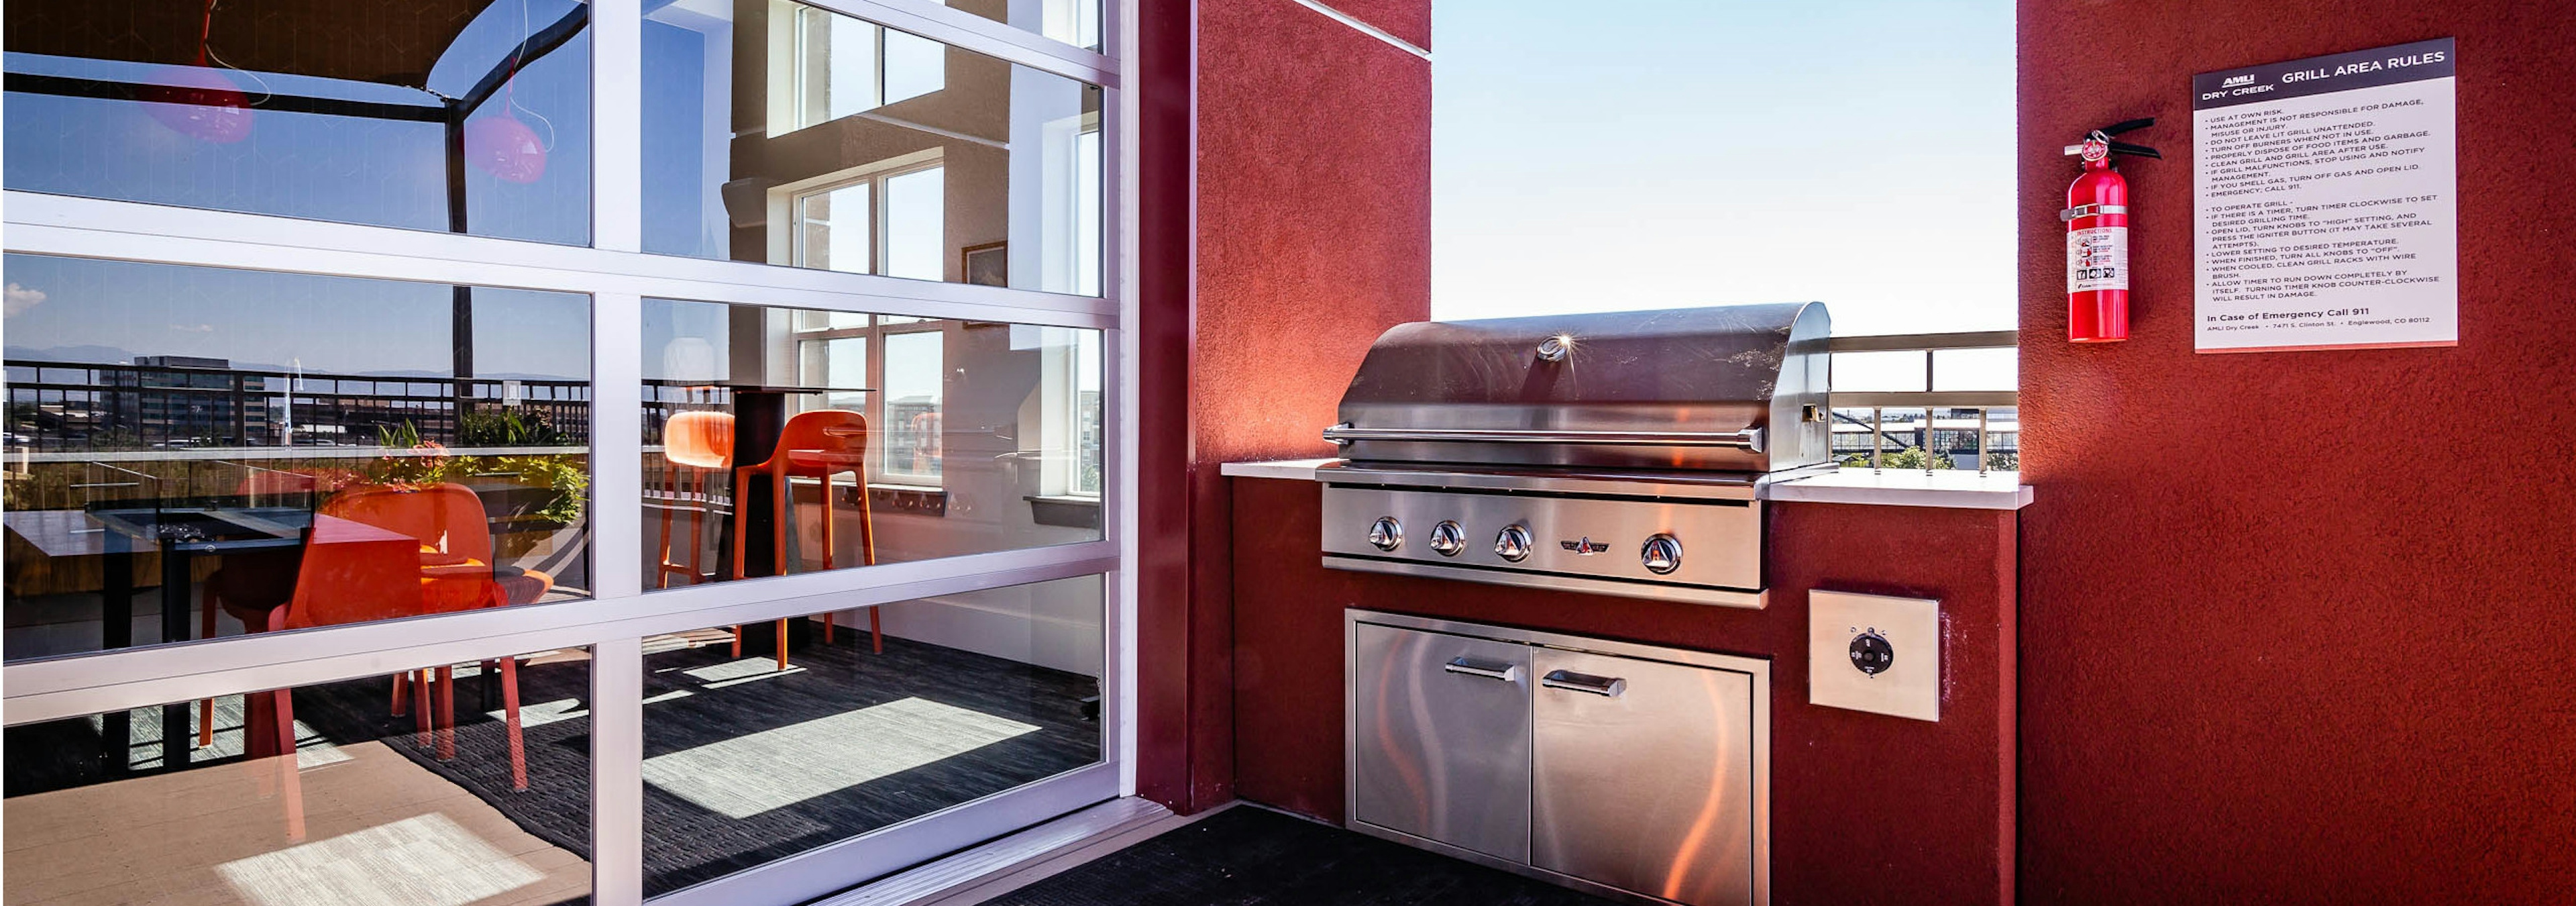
2062;118;2159;343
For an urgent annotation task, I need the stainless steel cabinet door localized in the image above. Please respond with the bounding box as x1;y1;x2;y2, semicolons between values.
1531;648;1756;906
1350;622;1534;862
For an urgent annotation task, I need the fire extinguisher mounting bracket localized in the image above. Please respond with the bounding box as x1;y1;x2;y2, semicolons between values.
2061;117;2162;160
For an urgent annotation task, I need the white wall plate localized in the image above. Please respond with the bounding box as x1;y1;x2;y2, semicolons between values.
1808;589;1939;721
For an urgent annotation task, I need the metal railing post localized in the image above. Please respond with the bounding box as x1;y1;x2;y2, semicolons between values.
1871;406;1884;472
1977;407;1990;476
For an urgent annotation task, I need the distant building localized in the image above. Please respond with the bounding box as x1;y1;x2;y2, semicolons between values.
107;356;274;446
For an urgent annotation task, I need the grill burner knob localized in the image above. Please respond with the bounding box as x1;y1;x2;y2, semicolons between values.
1494;525;1534;562
1428;520;1465;556
1366;517;1403;552
1640;534;1684;574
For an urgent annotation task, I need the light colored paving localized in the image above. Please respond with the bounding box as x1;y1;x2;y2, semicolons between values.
5;740;588;906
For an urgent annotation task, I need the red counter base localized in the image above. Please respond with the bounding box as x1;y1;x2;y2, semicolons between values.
1228;476;2018;906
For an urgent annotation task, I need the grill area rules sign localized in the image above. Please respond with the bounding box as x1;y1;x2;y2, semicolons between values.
2193;38;2457;353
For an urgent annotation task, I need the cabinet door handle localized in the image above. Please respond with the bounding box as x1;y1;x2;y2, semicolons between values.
1541;669;1627;697
1442;656;1519;683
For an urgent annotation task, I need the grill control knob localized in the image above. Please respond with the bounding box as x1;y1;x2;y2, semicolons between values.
1850;629;1894;676
1366;517;1403;552
1428;520;1466;556
1494;525;1535;562
1640;534;1684;574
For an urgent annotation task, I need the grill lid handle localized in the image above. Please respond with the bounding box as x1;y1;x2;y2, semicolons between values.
1322;425;1764;453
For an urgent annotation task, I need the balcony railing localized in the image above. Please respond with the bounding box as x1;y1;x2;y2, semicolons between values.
4;358;593;513
1827;330;2018;474
5;359;590;453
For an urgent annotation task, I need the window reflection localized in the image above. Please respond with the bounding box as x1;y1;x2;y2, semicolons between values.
641;1;1104;293
788;3;948;129
639;576;1102;895
1;649;593;906
1;254;592;662
641;298;1099;591
2;0;594;245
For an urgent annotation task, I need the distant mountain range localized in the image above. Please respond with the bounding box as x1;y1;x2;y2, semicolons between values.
3;345;582;381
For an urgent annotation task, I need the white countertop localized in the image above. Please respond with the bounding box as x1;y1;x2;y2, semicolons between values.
1219;459;2033;510
1218;458;1344;481
1759;466;2033;510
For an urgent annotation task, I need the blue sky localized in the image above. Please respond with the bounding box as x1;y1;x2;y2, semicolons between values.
1431;0;2017;338
3;254;590;379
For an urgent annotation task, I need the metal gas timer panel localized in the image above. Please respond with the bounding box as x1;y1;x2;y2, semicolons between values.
1317;303;1835;608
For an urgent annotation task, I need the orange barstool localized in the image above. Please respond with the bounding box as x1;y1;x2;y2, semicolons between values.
729;409;881;668
655;410;735;589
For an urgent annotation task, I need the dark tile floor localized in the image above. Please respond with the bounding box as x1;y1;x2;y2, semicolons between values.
985;806;1618;906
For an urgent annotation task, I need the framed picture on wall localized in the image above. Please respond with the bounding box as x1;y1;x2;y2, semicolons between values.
962;241;1007;287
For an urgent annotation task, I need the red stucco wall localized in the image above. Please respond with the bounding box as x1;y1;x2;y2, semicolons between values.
2016;2;2576;902
1232;477;2021;906
1135;0;1432;813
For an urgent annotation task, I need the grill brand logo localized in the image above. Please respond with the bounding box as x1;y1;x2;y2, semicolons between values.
2220;74;2255;87
1560;538;1609;555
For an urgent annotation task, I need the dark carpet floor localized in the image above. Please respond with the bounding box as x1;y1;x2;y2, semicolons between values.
634;624;1101;895
984;806;1620;906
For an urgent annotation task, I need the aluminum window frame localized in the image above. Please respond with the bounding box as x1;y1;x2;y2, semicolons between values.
783;310;965;489
782;154;949;277
0;0;1136;903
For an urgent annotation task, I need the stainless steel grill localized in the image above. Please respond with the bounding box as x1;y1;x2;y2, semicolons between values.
1318;303;1831;608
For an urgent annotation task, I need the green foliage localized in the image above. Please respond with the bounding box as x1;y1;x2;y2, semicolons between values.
1880;446;1944;470
493;454;590;524
373;420;426;449
1840;446;1949;470
360;419;587;525
460;410;571;447
366;421;454;488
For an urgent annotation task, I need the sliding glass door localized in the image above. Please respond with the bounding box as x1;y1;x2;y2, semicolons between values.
1;1;1132;904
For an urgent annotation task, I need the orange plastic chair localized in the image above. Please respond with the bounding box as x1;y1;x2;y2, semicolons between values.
331;483;555;609
729;409;881;668
321;484;540;777
200;481;552;743
655;410;734;589
211;484;535;840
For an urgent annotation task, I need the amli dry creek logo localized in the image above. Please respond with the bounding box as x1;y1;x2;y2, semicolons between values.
2220;74;2256;87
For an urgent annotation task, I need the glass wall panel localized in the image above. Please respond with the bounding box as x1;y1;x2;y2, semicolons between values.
2;254;592;661
2;648;594;906
640;575;1102;895
2;1;594;246
930;0;1106;52
641;298;1099;590
640;1;1105;295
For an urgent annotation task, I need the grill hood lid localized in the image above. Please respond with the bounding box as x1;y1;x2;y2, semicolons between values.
1328;303;1832;474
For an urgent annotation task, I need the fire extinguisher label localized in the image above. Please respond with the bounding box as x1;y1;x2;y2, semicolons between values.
2068;226;2128;293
